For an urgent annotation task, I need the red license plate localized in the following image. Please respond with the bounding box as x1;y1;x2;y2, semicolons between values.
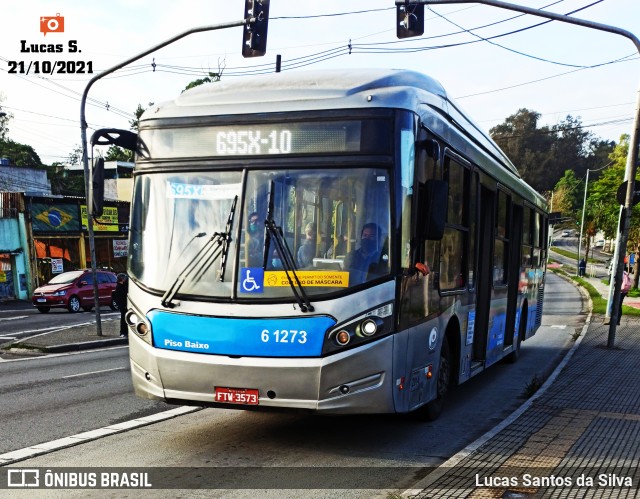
214;387;259;405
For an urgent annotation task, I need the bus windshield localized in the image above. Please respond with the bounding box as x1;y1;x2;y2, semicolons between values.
128;167;391;300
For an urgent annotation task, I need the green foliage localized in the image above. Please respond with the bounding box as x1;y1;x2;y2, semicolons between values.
587;135;640;240
182;60;225;93
552;170;582;220
490;109;614;194
183;72;222;92
105;145;133;162
0;138;43;168
0;93;11;141
46;162;85;196
129;104;147;132
490;109;554;192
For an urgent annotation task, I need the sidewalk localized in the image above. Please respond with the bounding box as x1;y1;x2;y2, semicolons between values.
406;320;640;495
583;274;640;310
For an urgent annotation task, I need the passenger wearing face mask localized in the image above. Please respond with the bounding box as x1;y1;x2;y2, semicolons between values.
246;211;263;267
344;223;382;285
271;250;283;270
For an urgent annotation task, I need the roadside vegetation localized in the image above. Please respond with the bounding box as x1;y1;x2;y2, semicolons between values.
549;266;640;316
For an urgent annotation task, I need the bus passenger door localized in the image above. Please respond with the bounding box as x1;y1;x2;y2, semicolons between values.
504;203;523;350
472;185;494;364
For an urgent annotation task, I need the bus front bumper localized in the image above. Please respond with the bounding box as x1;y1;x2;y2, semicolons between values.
129;333;396;414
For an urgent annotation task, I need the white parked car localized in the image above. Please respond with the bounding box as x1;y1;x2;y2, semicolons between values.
561;230;572;237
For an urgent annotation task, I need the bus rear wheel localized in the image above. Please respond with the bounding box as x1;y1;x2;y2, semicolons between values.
505;306;527;364
415;336;450;421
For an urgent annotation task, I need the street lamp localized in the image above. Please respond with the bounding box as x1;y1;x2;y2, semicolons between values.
396;0;640;347
80;19;249;335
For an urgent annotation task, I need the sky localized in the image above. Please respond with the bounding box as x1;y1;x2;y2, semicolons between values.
1;0;639;166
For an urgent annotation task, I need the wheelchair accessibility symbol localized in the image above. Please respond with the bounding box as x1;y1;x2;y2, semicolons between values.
240;268;264;293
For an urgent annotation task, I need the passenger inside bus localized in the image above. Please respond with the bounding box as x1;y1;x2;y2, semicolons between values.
344;223;385;285
296;222;316;268
246;211;263;267
325;233;348;259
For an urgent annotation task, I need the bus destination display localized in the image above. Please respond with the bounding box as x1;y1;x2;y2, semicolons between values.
140;121;367;158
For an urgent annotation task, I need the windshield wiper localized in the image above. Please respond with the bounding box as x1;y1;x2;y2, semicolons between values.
217;195;238;283
262;181;314;313
161;196;237;308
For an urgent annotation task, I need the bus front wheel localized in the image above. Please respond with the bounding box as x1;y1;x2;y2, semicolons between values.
416;336;450;421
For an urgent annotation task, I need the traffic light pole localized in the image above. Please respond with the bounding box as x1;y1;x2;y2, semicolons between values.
398;0;640;347
80;18;249;335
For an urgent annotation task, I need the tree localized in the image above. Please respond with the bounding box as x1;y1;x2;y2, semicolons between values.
129;103;147;132
552;170;583;221
0;93;11;141
105;145;133;162
490;109;615;194
550;116;594;180
587;135;640;241
0;139;43;168
183;59;226;93
490;109;555;192
46;145;85;196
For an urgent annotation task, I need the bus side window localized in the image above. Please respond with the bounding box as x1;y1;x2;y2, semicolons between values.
439;156;467;291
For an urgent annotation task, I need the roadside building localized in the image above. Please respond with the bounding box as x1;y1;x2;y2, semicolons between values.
0;158;132;300
0;193;32;300
28;195;130;287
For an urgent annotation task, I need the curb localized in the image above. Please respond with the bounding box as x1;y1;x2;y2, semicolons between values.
401;270;593;497
8;338;128;354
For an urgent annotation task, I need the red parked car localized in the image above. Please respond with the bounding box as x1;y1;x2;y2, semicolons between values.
32;270;119;313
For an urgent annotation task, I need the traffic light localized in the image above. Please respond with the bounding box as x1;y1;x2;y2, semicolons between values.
242;0;270;57
396;1;424;39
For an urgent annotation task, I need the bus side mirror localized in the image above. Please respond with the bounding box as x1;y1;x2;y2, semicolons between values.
417;179;447;240
91;157;105;218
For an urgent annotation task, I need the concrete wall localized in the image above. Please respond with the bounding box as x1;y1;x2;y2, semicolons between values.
0;216;30;300
0;166;51;194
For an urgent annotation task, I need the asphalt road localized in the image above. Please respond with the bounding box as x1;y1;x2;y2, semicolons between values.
0;347;167;454
1;273;585;497
0;303;118;342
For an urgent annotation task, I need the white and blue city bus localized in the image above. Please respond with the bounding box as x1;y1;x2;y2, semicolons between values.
107;69;547;419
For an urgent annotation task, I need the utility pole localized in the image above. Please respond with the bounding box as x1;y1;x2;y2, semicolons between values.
396;0;640;347
577;169;589;276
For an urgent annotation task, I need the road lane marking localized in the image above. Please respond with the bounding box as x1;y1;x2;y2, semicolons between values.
0;316;28;322
10;314;120;338
62;367;127;379
0;406;202;465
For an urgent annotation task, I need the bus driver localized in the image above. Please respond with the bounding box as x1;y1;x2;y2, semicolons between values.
344;223;383;285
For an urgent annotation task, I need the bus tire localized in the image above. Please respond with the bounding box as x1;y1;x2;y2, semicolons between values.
505;306;527;364
416;336;450;421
